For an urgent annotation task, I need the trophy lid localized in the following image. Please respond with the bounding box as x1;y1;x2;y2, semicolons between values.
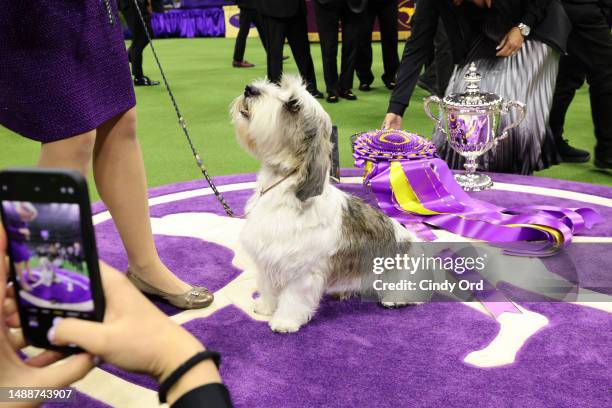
443;63;502;108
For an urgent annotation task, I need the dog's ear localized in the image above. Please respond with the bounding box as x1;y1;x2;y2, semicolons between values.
295;126;331;201
285;97;300;114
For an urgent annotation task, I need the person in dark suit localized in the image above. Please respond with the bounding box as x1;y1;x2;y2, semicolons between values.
257;0;323;98
548;0;612;168
232;0;266;68
386;0;572;175
118;0;160;86
313;0;367;103
416;21;454;97
355;0;399;91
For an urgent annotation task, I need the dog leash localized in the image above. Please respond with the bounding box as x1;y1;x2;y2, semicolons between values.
257;170;298;197
235;169;299;219
126;0;235;217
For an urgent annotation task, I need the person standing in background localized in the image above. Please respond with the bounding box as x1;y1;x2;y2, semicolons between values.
384;0;571;175
257;0;323;98
313;0;367;103
119;0;160;86
355;0;399;92
430;0;570;175
232;0;266;68
382;0;467;128
548;0;612;168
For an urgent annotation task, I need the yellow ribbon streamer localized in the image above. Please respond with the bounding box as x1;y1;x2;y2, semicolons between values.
389;161;439;215
381;161;566;245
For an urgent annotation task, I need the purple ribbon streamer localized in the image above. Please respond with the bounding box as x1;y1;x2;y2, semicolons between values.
364;158;600;257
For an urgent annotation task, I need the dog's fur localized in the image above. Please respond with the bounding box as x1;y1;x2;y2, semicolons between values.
231;76;415;333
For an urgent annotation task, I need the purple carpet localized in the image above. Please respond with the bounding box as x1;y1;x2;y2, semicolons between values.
21;267;91;308
55;171;611;407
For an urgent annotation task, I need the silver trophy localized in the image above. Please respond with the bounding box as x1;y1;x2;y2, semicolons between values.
424;63;526;191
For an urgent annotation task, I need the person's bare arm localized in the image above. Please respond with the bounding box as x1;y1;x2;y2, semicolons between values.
50;263;223;405
1;223;224;406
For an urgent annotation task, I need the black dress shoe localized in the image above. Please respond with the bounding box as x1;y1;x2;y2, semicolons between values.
134;76;160;86
594;154;612;169
339;90;357;100
382;76;396;90
556;138;591;163
359;83;372;92
326;94;339;103
232;60;255;68
310;89;324;99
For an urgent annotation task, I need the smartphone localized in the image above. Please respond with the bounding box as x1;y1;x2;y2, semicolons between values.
0;168;105;352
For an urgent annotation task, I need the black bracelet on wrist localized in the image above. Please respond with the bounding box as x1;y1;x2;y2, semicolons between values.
158;350;221;404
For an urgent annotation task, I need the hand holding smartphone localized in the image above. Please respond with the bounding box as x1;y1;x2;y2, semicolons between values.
0;168;105;352
0;168;225;406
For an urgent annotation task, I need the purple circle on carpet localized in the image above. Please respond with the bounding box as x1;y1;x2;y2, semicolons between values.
86;171;612;408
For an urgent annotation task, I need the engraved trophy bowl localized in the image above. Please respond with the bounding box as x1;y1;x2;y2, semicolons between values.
423;62;527;191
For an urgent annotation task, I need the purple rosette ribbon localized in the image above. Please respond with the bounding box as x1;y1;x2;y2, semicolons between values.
352;130;601;257
353;129;436;185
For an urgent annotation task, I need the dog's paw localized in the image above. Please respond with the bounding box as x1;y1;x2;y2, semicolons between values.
268;317;302;333
253;297;275;316
380;301;421;309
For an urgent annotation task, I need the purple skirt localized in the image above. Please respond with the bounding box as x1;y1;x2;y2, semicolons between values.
0;1;136;142
9;241;31;263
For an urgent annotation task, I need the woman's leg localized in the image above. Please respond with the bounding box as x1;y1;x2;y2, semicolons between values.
24;259;32;282
38;131;96;176
15;262;31;291
93;108;191;294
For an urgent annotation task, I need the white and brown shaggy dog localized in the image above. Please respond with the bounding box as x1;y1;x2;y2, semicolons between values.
231;75;416;333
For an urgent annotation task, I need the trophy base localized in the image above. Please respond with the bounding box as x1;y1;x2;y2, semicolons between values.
454;172;493;192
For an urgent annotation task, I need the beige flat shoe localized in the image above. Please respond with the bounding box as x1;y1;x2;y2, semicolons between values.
126;269;214;309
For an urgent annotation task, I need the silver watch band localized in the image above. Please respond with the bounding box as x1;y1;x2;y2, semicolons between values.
517;23;531;37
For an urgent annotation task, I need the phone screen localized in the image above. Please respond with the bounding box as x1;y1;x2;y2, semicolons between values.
3;201;94;316
0;169;104;350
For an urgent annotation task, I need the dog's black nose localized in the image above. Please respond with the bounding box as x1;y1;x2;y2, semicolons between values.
244;85;260;97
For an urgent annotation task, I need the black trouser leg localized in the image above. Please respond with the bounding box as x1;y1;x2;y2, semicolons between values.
419;20;454;96
254;12;266;51
233;7;257;61
261;16;285;83
551;3;612;158
549;55;586;142
121;5;151;79
338;8;364;92
313;1;340;94
378;1;399;83
355;8;375;86
389;0;441;113
285;13;319;93
433;22;453;95
388;0;475;115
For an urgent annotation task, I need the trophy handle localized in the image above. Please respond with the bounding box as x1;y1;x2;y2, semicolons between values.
423;96;444;133
499;100;526;141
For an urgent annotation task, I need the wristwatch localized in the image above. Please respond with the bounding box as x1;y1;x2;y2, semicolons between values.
517;23;531;37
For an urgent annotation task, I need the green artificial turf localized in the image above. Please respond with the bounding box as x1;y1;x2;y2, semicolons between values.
1;38;610;202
